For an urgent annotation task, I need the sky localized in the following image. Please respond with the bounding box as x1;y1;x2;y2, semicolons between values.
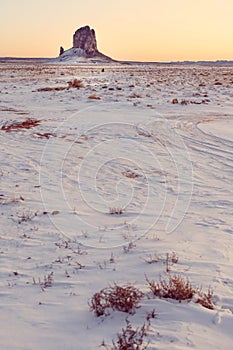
0;0;233;61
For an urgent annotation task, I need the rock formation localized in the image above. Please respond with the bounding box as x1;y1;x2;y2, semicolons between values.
58;25;113;61
59;46;64;56
73;26;98;57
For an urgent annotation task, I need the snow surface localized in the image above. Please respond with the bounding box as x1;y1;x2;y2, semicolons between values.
0;62;233;349
55;48;113;64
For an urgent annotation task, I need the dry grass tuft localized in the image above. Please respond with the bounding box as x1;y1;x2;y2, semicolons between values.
109;207;125;215
123;241;136;253
144;252;178;273
1;118;41;132
33;272;54;290
37;86;66;92
90;284;144;317
17;210;37;224
165;252;179;272
144;253;162;264
112;319;149;350
146;274;195;301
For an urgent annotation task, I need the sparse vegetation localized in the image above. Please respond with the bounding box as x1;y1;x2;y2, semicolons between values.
36;78;84;92
144;253;162;264
89;284;144;317
129;92;142;98
17;210;37;224
1;118;41;132
144;252;178;271
101;311;156;350
0;195;24;205
196;288;214;310
123;241;136;253
1;62;227;349
55;240;87;255
33;272;54;290
67;78;84;89
34;132;56;139
36;86;66;92
165;252;179;272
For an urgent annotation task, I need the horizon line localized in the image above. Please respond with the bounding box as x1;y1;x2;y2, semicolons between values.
0;56;233;65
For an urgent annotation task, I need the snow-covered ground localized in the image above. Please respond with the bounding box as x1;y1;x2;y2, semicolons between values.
0;62;233;349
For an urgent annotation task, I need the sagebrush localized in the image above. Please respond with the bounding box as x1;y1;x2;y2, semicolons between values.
90;284;144;317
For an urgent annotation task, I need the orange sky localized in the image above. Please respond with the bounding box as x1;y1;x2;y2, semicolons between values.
0;0;233;61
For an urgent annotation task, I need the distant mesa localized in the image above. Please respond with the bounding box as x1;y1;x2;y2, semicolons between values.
59;25;113;62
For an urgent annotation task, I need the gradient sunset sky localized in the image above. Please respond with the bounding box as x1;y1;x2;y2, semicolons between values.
1;0;233;61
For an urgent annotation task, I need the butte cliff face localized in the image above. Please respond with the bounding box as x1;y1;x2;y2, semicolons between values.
73;26;98;57
59;25;113;61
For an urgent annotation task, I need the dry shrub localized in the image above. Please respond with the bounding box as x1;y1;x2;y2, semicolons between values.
146;274;195;301
90;284;144;317
1;118;41;132
112;319;149;350
88;94;101;100
196;288;214;310
67;78;84;89
146;274;215;309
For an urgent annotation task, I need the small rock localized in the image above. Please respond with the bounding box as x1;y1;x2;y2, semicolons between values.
51;210;60;215
88;94;101;100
